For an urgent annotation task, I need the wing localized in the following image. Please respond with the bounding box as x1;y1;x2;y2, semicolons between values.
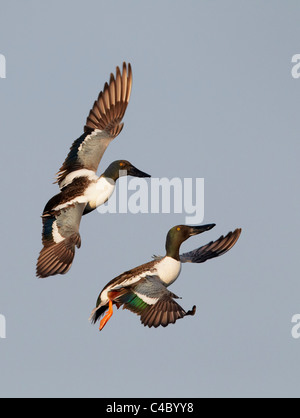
36;202;85;278
180;228;242;263
110;276;195;328
56;62;132;188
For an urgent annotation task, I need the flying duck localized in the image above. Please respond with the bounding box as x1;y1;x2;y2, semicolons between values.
90;224;242;330
36;63;150;278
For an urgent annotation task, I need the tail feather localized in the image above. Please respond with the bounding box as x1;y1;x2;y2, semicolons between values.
89;304;107;324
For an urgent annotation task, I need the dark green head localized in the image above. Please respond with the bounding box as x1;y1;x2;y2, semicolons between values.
103;160;151;181
165;223;216;260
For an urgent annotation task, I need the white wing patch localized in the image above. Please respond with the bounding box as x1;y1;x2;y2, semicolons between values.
52;221;65;244
114;270;154;288
59;169;98;189
134;291;158;305
77;129;105;152
100;270;155;304
53;196;88;212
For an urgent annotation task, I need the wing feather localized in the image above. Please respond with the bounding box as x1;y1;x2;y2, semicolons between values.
36;202;85;278
106;275;193;328
180;228;242;263
56;62;132;186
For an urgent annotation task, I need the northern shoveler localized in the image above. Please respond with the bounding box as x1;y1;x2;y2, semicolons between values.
36;63;150;278
90;224;242;330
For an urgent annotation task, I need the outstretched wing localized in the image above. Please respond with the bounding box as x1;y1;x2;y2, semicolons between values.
36;202;85;278
56;62;132;188
180;228;242;263
110;276;195;328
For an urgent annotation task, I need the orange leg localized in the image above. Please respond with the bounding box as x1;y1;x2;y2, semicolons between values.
99;300;113;331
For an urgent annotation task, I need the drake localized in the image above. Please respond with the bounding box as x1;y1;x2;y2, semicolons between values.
90;224;242;330
36;63;150;278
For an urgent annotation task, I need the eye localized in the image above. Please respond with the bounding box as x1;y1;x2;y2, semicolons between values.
177;227;181;231
119;162;125;167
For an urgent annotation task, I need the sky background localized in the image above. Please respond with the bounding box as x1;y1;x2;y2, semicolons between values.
0;0;299;398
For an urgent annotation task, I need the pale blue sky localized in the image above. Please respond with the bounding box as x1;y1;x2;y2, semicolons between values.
0;0;299;398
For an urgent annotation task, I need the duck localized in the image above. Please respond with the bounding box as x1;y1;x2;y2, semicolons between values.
36;62;150;278
90;224;242;330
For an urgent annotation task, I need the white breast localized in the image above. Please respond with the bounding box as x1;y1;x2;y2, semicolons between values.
85;176;116;209
154;256;181;286
53;176;115;213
